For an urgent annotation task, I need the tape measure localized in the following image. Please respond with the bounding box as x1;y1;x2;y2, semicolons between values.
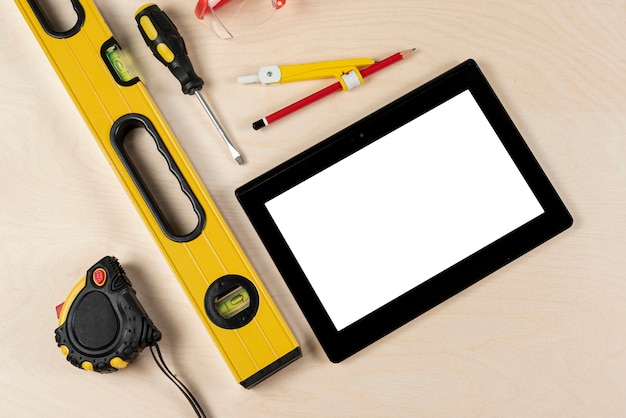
55;256;161;373
56;256;206;417
15;0;300;387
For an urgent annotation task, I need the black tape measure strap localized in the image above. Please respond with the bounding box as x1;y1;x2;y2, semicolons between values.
150;343;206;418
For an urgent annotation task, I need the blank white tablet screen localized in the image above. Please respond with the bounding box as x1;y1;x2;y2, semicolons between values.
265;90;544;331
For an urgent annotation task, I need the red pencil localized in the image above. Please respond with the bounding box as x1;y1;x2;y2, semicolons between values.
252;49;416;130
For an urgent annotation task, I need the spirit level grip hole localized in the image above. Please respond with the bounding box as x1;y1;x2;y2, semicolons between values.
111;114;205;242
27;0;85;38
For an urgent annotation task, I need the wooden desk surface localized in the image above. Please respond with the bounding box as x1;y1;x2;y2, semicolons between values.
1;1;625;416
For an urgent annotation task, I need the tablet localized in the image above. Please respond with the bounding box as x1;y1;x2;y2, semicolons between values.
236;59;572;362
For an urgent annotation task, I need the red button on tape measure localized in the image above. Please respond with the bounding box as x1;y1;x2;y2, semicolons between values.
92;268;107;286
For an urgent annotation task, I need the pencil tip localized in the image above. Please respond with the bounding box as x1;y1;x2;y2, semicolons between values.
401;48;417;58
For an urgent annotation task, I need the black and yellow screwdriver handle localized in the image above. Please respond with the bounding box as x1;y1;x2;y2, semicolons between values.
135;4;203;95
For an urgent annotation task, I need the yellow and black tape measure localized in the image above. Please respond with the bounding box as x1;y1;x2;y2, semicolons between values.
55;256;161;373
55;256;207;417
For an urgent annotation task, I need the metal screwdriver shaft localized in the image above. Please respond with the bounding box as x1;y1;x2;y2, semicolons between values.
135;3;243;165
194;90;243;165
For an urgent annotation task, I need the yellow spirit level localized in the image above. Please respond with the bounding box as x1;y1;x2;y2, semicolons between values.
15;0;300;387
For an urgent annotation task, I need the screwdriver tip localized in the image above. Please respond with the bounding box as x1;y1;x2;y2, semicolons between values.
235;156;244;165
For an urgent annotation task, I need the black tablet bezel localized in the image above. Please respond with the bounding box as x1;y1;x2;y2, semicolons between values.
236;59;572;363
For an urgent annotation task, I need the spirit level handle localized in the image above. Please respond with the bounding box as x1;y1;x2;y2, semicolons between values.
111;114;206;243
135;3;204;95
26;0;85;38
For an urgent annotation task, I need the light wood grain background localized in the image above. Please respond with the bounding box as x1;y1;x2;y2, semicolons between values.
1;1;625;417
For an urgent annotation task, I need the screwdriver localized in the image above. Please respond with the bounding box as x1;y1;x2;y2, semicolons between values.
135;3;244;165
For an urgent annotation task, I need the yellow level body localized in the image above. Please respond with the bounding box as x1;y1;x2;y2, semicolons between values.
15;0;300;387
